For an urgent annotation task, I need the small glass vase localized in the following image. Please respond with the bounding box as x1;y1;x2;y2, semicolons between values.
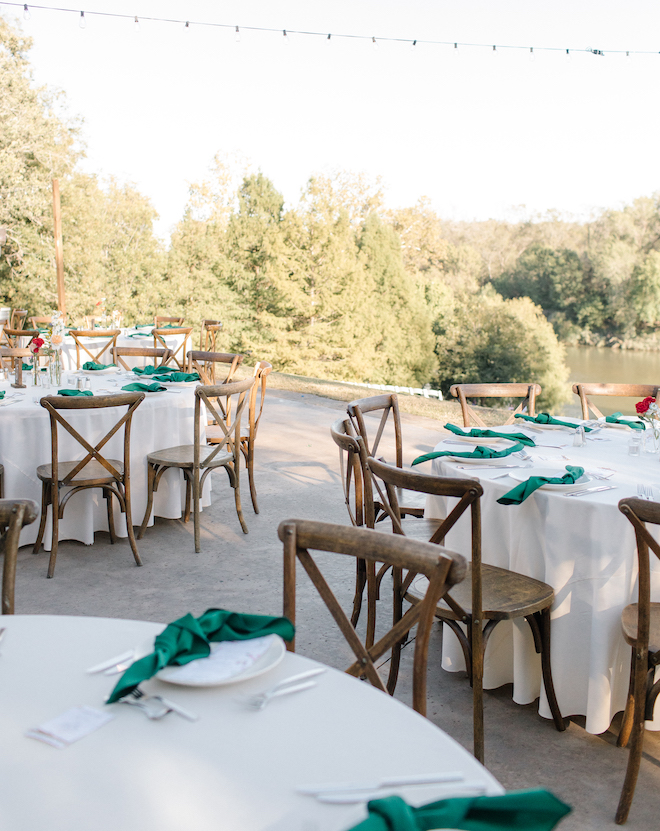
49;350;62;386
644;422;660;453
32;355;40;386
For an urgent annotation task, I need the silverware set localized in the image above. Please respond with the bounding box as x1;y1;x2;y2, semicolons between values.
637;483;655;501
243;668;326;710
118;687;199;721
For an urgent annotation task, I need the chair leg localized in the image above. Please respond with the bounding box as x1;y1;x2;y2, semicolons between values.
193;469;201;553
351;558;367;628
183;472;192;523
246;439;259;514
386;566;404;695
105;489;116;545
534;608;566;732
366;560;377;650
138;463;157;540
231;463;248;535
122;485;142;567
33;479;49;555
616;685;647;824
47;483;59;579
618;650;636;749
471;617;485;764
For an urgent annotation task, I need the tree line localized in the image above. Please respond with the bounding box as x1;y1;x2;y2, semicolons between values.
4;15;660;411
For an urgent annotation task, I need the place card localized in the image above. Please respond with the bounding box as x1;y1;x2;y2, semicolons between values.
26;706;115;749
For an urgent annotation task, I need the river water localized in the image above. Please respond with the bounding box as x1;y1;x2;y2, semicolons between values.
562;346;660;417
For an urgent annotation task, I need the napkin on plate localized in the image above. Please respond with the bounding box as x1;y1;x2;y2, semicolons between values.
0;391;4;400
121;382;167;392
412;442;524;466
444;423;536;447
82;361;116;371
157;371;200;383
514;413;593;431
127;332;153;338
57;389;93;397
132;365;172;375
21;362;32;371
605;412;645;430
496;466;584;505
106;608;295;703
346;790;570;831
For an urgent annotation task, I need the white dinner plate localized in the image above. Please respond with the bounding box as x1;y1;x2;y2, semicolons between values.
160;380;200;387
445;436;509;446
80;367;120;375
598;416;644;431
508;467;592;491
443;453;522;465
157;635;285;687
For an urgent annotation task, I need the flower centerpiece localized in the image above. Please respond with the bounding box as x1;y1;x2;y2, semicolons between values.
47;311;65;385
29;336;45;384
636;396;660;452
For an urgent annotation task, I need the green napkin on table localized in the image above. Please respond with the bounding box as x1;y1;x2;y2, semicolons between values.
82;361;116;371
121;382;166;392
127;332;153;338
514;413;593;431
0;391;5;400
444;423;536;447
132;364;174;375
156;371;199;383
497;466;584;505
346;790;570;831
412;442;524;466
106;608;295;703
605;412;645;430
56;389;93;396
21;362;32;371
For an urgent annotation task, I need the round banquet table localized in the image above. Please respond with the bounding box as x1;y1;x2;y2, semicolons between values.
0;615;502;831
0;371;210;550
59;328;187;371
423;419;660;735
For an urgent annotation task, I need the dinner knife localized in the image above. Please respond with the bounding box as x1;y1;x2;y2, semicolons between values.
455;464;529;470
564;485;617;498
86;649;135;674
316;782;487;804
297;771;465;796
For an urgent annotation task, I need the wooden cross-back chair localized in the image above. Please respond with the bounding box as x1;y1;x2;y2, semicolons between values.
572;383;660;421
200;320;222;351
154;316;184;328
1;499;38;615
347;394;425;520
138;376;255;551
1;328;39;348
186;350;244;386
366;455;566;764
449;383;542;428
153;327;193;371
280;518;466;716
0;346;32;372
614;497;660;824
33;392;145;578
111;346;173;371
69;329;121;369
30;315;64;330
10;310;27;330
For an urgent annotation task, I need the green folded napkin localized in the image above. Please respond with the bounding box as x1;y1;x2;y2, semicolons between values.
346;790;570;831
56;389;93;396
82;361;116;371
127;332;153;338
497;466;584;505
514;413;593;431
413;442;524;466
444;423;536;447
157;371;200;383
121;382;167;392
605;412;645;430
106;608;295;704
0;391;5;400
21;362;32;371
132;364;175;376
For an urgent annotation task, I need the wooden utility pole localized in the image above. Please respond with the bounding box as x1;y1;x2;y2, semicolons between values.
52;179;66;314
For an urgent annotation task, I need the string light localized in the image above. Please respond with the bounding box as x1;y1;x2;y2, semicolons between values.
78;10;85;29
234;25;240;43
326;33;331;44
22;3;30;20
372;35;378;50
283;28;288;45
529;46;535;62
409;39;416;51
184;21;189;29
134;15;139;33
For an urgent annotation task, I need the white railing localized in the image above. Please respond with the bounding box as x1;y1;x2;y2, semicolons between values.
342;381;443;400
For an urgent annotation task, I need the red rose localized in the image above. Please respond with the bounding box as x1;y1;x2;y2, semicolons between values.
636;396;654;414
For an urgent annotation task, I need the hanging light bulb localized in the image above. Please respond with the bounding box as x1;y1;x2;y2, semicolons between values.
372;36;378;50
23;4;30;21
185;21;189;30
454;42;459;55
409;39;417;51
134;15;140;32
326;33;331;44
235;25;240;43
529;46;535;62
565;48;571;60
283;29;289;45
79;11;86;29
492;44;497;56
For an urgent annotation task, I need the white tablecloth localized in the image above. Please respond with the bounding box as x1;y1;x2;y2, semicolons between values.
0;615;502;831
0;370;210;550
60;328;186;371
424;420;660;735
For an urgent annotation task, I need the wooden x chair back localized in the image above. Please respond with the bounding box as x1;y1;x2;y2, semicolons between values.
449;383;542;428
279;518;466;716
186;350;244;385
1;499;38;614
614;497;660;824
330;417;366;529
154;316;184;328
69;329;121;369
10;310;27;330
1;328;39;348
0;346;31;372
366;456;565;763
239;360;273;505
153;327;193;370
200;320;222;351
30;316;57;329
572;383;660;421
33;392;145;578
111;346;173;371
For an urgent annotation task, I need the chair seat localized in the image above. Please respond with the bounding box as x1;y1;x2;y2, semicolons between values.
621;602;660;653
407;563;554;621
146;444;233;469
36;459;123;485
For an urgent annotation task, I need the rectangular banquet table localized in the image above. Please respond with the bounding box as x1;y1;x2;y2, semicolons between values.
422;419;660;735
0;615;503;831
0;370;211;549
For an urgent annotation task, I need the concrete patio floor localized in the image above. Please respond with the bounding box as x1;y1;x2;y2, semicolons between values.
12;389;660;830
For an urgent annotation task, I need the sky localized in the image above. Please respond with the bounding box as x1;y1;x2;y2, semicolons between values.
4;0;660;241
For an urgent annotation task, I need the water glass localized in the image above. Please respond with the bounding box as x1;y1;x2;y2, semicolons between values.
629;434;642;456
573;426;585;447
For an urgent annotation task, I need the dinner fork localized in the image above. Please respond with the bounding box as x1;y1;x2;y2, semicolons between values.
120;688;171;720
244;667;326;710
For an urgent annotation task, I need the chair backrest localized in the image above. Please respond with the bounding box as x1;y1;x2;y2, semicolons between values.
39;392;145;487
153;327;193;370
10;310;27;330
200;320;222;351
449;383;541;427
247;361;273;442
1;499;38;614
111;346;173;371
347;394;404;469
330;416;367;528
279;518;466;715
186;350;244;385
572;383;660;420
193;377;254;468
30;316;57;329
1;328;39;348
69;330;121;369
0;346;32;371
155;316;184;328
